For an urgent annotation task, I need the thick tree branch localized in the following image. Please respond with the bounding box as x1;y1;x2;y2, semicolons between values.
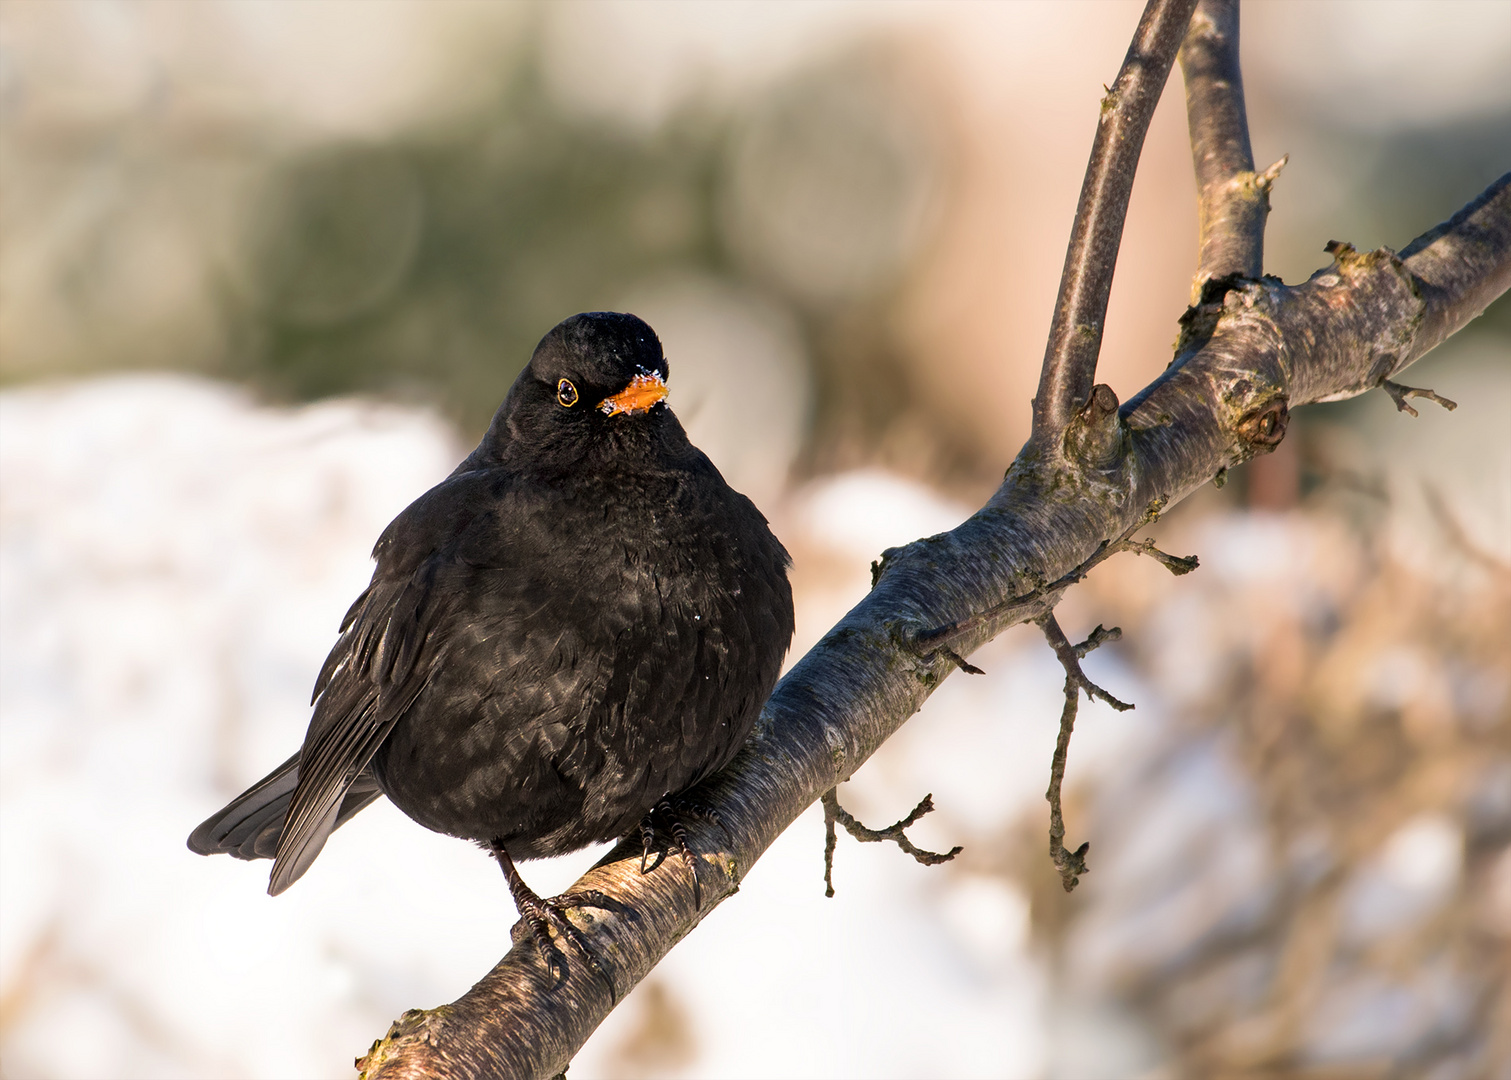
361;172;1511;1080
1397;176;1511;358
1032;0;1200;439
360;0;1511;1056
909;493;1168;658
1178;0;1285;295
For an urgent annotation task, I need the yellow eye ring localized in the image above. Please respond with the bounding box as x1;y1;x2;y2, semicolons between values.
556;379;579;407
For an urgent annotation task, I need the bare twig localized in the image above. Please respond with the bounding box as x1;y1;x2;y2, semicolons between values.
1179;0;1283;293
1033;0;1200;438
1382;379;1458;418
1039;615;1134;713
821;789;962;899
1037;615;1133;893
936;646;985;675
1121;537;1200;575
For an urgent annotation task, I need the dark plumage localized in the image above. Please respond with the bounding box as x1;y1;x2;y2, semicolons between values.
190;312;794;945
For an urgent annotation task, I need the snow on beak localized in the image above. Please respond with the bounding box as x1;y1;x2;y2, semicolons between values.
598;370;668;417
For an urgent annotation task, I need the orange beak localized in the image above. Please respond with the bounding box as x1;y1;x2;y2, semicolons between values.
598;371;668;417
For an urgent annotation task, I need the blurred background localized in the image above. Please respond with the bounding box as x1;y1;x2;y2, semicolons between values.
1;2;1507;1077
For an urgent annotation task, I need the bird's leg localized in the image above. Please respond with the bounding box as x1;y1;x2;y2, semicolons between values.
486;840;612;985
638;795;721;909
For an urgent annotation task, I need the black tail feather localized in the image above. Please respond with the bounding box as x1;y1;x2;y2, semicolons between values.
188;754;382;865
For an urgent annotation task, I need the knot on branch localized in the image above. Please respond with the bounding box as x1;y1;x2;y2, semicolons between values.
1235;396;1289;452
1322;238;1395;276
1318;240;1419;314
822;788;962;898
1064;383;1127;469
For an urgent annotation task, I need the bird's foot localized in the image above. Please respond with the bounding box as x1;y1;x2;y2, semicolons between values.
638;795;720;909
487;841;613;988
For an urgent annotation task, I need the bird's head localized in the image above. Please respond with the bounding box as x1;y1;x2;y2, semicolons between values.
529;311;669;420
478;312;681;466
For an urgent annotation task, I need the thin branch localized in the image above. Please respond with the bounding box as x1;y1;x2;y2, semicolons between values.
821;789;962;899
359;98;1511;1080
1122;537;1200;575
1033;0;1200;438
1039;615;1134;713
1179;0;1282;293
936;646;985;675
1037;615;1132;893
1382;379;1458;418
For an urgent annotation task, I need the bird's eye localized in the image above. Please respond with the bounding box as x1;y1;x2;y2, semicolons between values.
556;379;579;407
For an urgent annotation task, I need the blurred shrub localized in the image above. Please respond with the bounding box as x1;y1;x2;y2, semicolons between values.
227;54;733;434
220;44;946;459
2;11;1504;476
1021;501;1511;1077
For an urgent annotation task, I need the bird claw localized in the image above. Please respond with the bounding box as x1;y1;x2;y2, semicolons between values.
680;798;724;829
639;817;656;874
515;889;612;985
489;842;613;991
638;796;714;909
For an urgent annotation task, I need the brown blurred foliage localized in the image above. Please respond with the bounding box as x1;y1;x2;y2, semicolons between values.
1012;495;1511;1077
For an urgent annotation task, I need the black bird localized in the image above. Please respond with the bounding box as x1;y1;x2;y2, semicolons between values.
190;311;794;961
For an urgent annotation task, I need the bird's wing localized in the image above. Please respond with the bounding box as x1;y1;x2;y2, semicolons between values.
268;556;451;894
268;471;498;895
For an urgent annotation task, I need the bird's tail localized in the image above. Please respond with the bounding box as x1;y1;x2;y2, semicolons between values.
187;753;382;863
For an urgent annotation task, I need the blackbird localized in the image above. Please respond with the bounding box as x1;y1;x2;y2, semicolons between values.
190;311;794;963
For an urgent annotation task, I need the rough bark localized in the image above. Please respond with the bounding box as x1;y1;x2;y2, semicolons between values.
359;2;1511;1075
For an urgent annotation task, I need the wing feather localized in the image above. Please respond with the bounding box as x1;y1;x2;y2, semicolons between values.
311;585;373;704
269;553;452;895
